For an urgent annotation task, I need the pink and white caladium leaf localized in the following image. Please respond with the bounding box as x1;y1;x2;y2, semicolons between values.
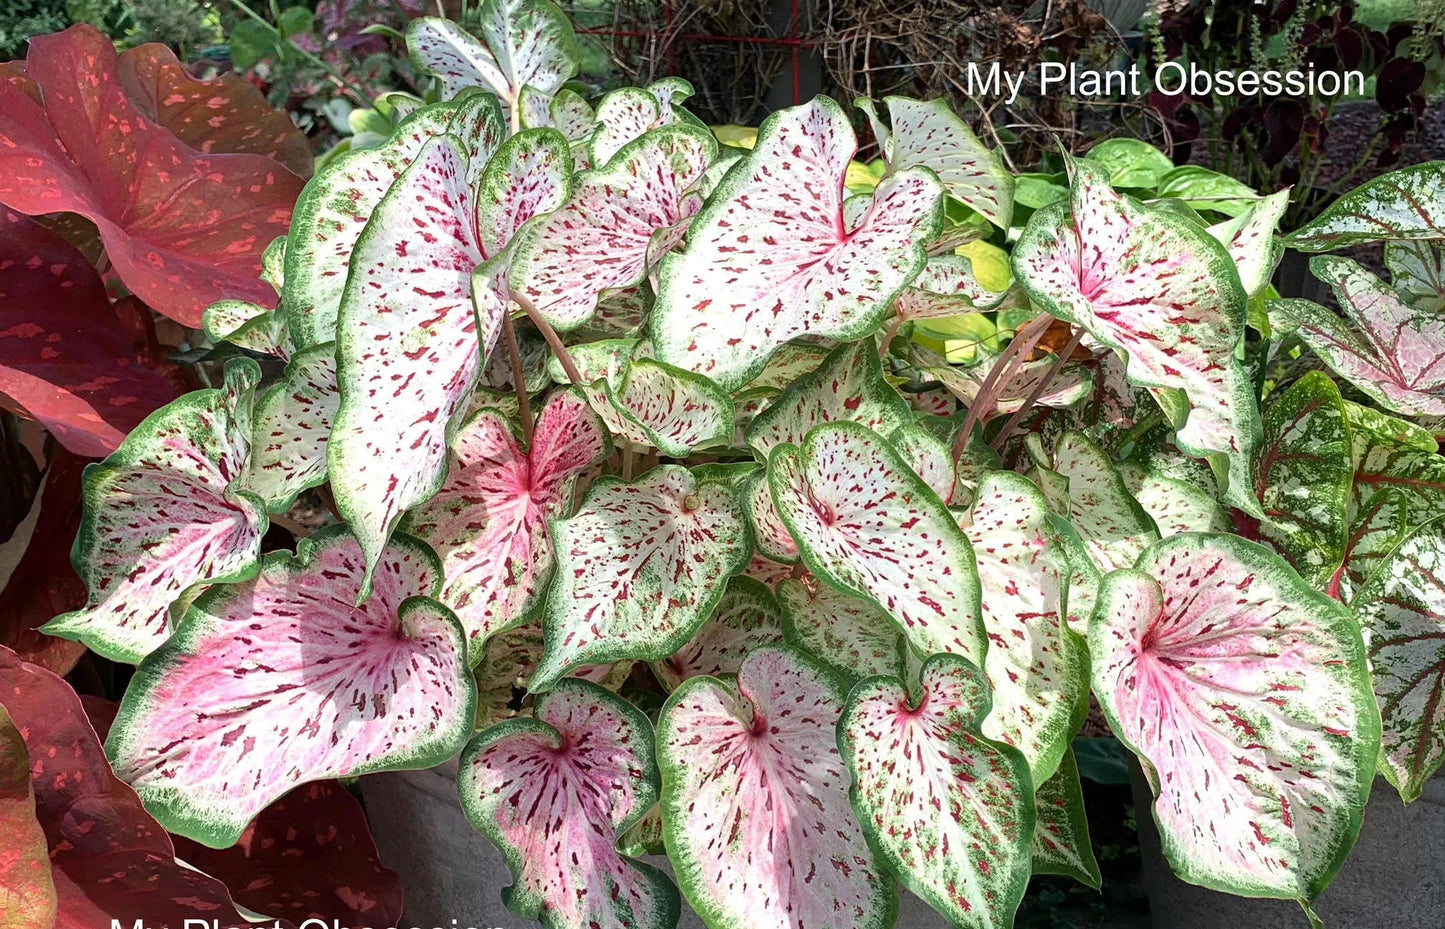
1386;240;1445;314
745;337;912;461
1117;462;1230;538
1207;190;1289;297
1013;160;1260;513
1286;162;1445;251
1254;372;1353;589
405;3;578;110
203;298;291;361
1273;257;1445;417
247;344;337;513
770;420;986;663
776;575;907;682
42;359;267;664
856;95;1015;229
510;125;717;331
401;388;610;663
533;464;750;689
889;424;962;506
460;677;680;929
893;253;1009;321
652;97;945;390
1090;533;1378;903
1351;516;1445;802
588;81;699;168
839;652;1034;929
1031;748;1102;889
106;527;474;848
962;471;1087;783
1032;430;1159;576
658;645;895;929
650;577;784;690
918;351;1094;421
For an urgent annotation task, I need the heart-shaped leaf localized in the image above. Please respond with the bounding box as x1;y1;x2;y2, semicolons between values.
777;575;907;682
1091;533;1377;902
106;527;474;848
839;652;1034;929
1287;162;1445;250
406;4;577;110
1031;748;1101;889
650;576;784;690
653;97;944;389
659;645;895;929
460;679;679;929
473;622;633;726
0;703;55;929
248;343;338;513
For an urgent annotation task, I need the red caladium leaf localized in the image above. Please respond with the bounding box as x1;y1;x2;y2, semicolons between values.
511;125;716;330
776;575;908;682
106;527;474;848
0;25;303;326
460;678;679;929
1013;160;1260;512
406;3;578;113
0;704;56;929
1091;533;1377;903
42;360;267;664
840;652;1034;929
889;423;963;505
658;645;895;929
1207;190;1289;297
533;464;749;689
963;471;1086;783
247;344;337;513
743;551;796;589
588;81;698;168
1031;748;1102;889
402;388;610;662
652;97;945;390
1286;162;1445;251
856;95;1015;229
650;576;784;690
770;421;986;663
1275;257;1445;417
0;208;182;457
742;342;830;391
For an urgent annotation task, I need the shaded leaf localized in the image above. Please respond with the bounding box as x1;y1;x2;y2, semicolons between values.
650;576;784;690
777;575;907;683
1031;748;1102;889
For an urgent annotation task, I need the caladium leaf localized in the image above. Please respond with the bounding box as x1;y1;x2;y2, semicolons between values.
1286;162;1445;251
203;299;291;361
1035;431;1159;575
770;421;986;663
918;351;1094;421
1275;257;1445;417
893;253;1008;321
406;4;577;111
745;338;912;460
106;527;474;848
839;652;1034;929
744;469;799;562
1254;372;1353;588
743;342;830;391
1013;160;1259;512
248;344;337;513
42;360;266;664
534;465;750;689
511;125;716;330
889;424;961;505
460;679;679;929
1386;240;1445;314
473;622;631;726
402;388;610;662
1032;748;1102;889
652;97;945;390
0;704;56;929
474;126;573;260
658;646;894;929
588;82;699;168
1118;462;1230;538
857;95;1015;229
776;575;907;682
1090;533;1378;902
1207;190;1289;298
743;552;796;589
963;471;1086;783
650;576;784;690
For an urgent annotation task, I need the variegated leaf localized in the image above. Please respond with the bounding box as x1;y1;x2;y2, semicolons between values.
653;97;944;390
918;351;1094;421
1032;748;1102;889
1207;190;1289;297
741;342;830;392
473;622;632;726
1386;240;1445;314
889;424;960;505
247;343;337;513
650;577;784;690
1287;163;1445;251
658;646;894;929
776;575;907;682
743;551;797;589
589;82;697;168
839;652;1033;929
405;4;577;109
1035;431;1159;574
1091;533;1377;902
202;299;290;360
743;469;798;562
893;253;1008;321
474;127;572;261
1117;462;1229;538
106;527;474;847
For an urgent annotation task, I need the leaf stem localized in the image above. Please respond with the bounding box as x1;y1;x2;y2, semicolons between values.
990;327;1084;452
953;313;1052;462
511;289;584;386
501;313;534;446
877;315;905;359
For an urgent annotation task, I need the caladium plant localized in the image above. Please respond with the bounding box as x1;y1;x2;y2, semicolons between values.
29;3;1445;923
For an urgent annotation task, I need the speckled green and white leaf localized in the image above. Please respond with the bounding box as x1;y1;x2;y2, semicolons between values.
511;126;715;330
460;679;678;929
1117;462;1229;538
743;551;796;590
650;577;784;690
573;287;652;340
893;253;1007;321
1386;240;1445;314
776;575;906;682
479;322;551;394
1031;748;1102;889
618;805;666;858
659;646;894;929
534;465;749;689
106;527;474;848
770;421;986;663
908;387;958;417
406;3;577;107
473;621;634;726
1207;190;1288;297
839;652;1033;929
963;471;1085;783
1052;516;1102;638
1352;516;1445;801
402;389;610;663
730;388;775;449
203;299;290;360
740;342;830;392
475;128;572;261
1013;160;1259;512
889;423;960;505
1254;372;1353;589
1042;431;1159;574
1091;533;1377;901
42;360;266;664
1286;163;1445;251
550;88;596;141
744;469;798;562
919;352;1094;420
247;343;337;513
261;234;286;292
653;97;944;390
859;96;1015;229
329;136;493;593
746;339;912;460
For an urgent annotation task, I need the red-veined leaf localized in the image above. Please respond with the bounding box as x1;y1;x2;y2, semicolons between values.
743;551;796;589
742;342;830;391
650;576;784;690
589;82;698;168
1286;163;1445;251
0;703;56;929
776;574;907;682
474;126;572;260
1386;240;1445;313
1031;748;1101;889
1207;190;1289;297
247;344;337;513
406;4;577;110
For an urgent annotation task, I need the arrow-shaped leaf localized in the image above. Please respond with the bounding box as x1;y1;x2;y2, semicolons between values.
1287;162;1445;251
406;4;577;108
1031;748;1101;889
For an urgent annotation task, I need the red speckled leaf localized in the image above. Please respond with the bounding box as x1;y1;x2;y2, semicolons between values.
406;3;578;111
1091;534;1377;902
247;344;337;513
744;468;797;562
919;351;1093;422
106;527;474;848
652;97;944;390
0;25;304;326
1031;748;1101;889
472;622;632;726
1207;190;1288;297
650;576;784;690
893;253;1008;321
776;575;907;682
0;703;56;929
840;652;1034;929
589;81;698;167
1034;430;1159;575
1286;163;1445;251
203;299;291;361
658;646;894;929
